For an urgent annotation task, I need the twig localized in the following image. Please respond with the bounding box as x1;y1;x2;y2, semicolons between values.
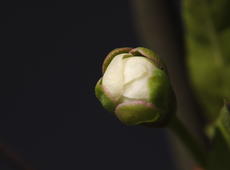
169;117;206;167
0;143;36;170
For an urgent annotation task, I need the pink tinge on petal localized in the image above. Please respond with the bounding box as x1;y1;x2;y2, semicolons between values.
115;100;157;112
102;85;117;103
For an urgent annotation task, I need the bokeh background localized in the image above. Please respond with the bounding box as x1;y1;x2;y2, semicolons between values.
0;1;179;169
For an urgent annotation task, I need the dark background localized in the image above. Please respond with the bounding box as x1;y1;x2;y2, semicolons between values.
0;1;176;169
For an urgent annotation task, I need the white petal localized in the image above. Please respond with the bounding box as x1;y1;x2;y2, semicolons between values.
123;57;156;100
123;57;147;84
102;53;130;100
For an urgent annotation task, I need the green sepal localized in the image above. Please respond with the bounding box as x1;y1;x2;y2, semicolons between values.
130;47;167;72
115;101;160;126
95;78;117;112
102;47;132;74
148;69;176;125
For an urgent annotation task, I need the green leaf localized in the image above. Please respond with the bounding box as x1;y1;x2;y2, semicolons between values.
183;0;230;120
207;103;230;169
216;102;230;149
207;128;230;170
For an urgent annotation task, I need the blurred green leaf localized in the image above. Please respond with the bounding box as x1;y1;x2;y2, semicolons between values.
183;0;230;120
207;103;230;169
207;128;230;170
216;102;230;148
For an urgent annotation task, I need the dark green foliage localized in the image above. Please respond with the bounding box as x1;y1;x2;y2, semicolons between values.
183;0;230;120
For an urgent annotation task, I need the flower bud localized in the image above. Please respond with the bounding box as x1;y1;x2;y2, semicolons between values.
95;47;176;126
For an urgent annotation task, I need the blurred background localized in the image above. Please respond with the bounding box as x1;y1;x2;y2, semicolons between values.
0;1;182;169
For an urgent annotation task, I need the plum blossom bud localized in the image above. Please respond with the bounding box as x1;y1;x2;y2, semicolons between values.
95;47;176;126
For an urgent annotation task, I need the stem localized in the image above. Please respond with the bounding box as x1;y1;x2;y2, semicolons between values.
0;143;35;170
168;117;206;168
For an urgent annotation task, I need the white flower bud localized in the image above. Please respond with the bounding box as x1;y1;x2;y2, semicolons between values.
95;47;176;126
102;53;157;102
